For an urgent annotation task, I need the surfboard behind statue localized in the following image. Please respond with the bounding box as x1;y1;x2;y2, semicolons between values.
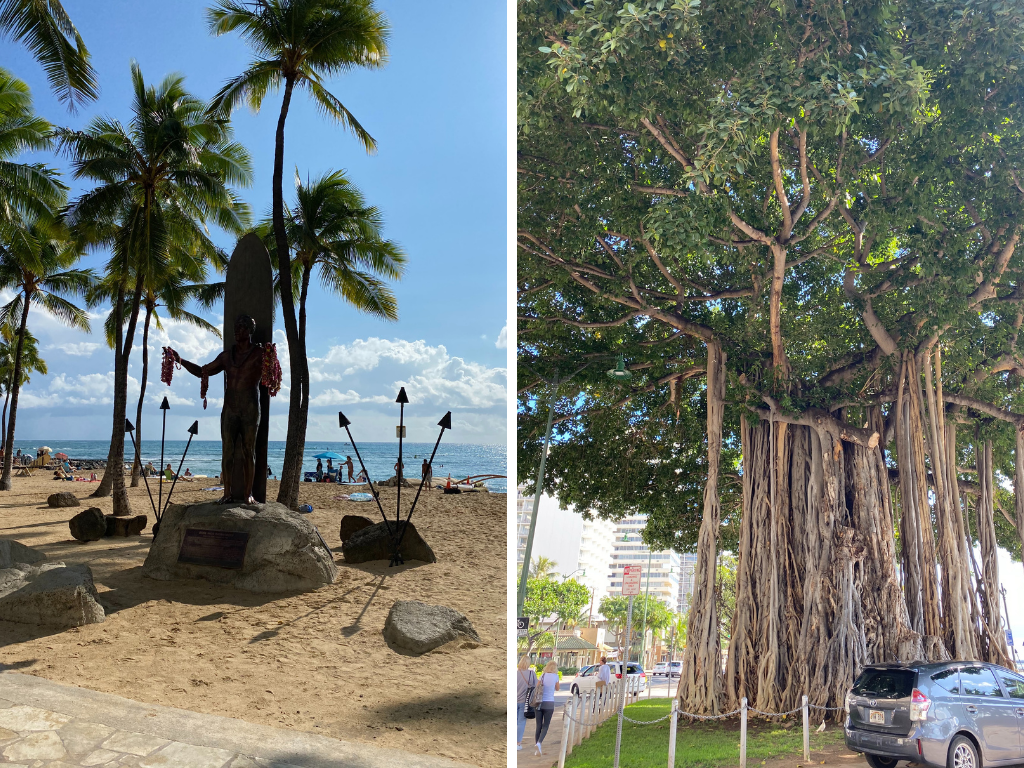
223;233;274;503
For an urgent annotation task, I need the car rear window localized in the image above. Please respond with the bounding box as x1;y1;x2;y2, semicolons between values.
627;664;642;675
852;669;915;699
931;668;959;695
961;667;1003;697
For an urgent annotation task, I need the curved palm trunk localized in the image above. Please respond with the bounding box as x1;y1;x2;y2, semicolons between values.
272;76;310;510
92;285;125;499
1;382;10;453
0;293;33;490
93;276;145;516
130;304;153;488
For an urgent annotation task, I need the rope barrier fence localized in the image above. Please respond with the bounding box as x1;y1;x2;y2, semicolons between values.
553;678;848;768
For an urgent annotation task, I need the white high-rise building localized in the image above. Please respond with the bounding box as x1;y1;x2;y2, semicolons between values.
607;516;682;612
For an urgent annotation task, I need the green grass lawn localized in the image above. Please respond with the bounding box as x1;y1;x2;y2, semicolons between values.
563;698;846;768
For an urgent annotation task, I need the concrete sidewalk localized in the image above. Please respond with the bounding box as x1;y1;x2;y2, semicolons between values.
0;672;476;768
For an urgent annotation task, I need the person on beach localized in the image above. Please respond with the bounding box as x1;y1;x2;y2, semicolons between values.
421;458;432;488
316;459;323;481
182;468;194;482
516;656;537;752
534;660;559;755
345;456;354;482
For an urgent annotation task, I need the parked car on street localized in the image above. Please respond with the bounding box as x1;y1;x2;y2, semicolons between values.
844;661;1024;768
653;662;671;677
569;662;647;695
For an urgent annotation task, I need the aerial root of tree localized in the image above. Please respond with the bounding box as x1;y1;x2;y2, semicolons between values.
975;439;1013;666
678;341;725;714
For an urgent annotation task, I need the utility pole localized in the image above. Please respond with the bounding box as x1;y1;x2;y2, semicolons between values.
516;390;555;618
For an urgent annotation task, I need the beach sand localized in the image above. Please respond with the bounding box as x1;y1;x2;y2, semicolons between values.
0;475;506;767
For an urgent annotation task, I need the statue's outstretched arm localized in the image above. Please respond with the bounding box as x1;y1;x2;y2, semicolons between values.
172;350;224;379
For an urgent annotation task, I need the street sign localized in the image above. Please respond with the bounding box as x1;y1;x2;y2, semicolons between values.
622;564;642;596
1007;628;1014;647
517;617;529;638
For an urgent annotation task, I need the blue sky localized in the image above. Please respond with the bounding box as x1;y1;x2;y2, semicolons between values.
2;0;507;445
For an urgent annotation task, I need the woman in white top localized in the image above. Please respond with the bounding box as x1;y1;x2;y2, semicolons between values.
533;660;560;754
515;656;537;751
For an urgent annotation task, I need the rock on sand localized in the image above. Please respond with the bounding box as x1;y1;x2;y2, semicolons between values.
142;501;337;593
342;520;436;564
0;541;105;627
383;600;480;654
47;492;79;508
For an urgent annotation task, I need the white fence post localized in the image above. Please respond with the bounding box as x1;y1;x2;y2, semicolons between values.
557;701;571;768
802;694;810;762
740;697;748;768
667;699;678;768
565;691;578;756
577;691;589;745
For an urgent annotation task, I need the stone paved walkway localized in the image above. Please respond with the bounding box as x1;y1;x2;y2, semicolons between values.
0;672;474;768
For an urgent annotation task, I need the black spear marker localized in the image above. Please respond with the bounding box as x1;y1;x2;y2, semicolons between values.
338;411;392;536
162;420;198;518
395;387;408;527
125;419;157;518
390;411;451;568
158;397;170;520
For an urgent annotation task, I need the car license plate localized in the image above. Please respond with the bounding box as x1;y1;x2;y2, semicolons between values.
869;710;885;724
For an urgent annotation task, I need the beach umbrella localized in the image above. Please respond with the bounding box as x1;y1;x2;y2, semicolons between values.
54;452;68;460
313;451;344;460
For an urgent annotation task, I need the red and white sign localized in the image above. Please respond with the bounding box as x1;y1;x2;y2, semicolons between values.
622;565;642;596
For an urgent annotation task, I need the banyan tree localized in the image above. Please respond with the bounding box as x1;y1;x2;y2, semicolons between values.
517;0;1024;716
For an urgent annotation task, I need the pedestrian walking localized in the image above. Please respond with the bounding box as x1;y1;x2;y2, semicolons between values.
597;656;611;691
534;660;560;755
421;458;432;487
516;656;537;752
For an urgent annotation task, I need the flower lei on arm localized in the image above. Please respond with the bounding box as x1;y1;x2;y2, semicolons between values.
261;343;282;397
200;372;209;410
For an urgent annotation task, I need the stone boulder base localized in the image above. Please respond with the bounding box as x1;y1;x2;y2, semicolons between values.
383;600;480;655
105;514;147;537
47;492;79;508
342;520;436;564
142;501;337;593
338;514;373;543
0;538;47;568
0;562;105;627
68;508;106;542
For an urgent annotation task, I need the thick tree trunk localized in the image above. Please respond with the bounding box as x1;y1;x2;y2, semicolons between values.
93;286;125;499
1;383;10;454
921;348;980;659
0;295;33;490
976;439;1012;665
130;304;152;488
678;341;725;714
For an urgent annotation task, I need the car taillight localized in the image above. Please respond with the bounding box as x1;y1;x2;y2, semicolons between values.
910;689;930;721
640;673;646;678
616;673;622;679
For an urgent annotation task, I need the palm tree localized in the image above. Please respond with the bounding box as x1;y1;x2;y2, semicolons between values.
530;556;559;580
0;211;92;489
0;324;45;453
0;0;96;110
0;68;65;227
207;0;389;508
59;62;251;515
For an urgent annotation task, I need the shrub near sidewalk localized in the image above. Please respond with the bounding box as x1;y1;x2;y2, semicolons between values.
563;699;845;768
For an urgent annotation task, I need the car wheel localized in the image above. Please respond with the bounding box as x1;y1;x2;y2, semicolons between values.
947;736;978;768
571;684;579;695
865;756;900;768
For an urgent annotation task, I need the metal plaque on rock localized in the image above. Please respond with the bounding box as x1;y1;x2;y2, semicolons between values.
177;528;250;570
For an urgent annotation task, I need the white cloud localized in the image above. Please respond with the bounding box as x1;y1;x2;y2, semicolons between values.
306;338;507;410
47;342;101;357
495;324;507;349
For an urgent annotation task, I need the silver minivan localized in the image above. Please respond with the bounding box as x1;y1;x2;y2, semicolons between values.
844;662;1024;768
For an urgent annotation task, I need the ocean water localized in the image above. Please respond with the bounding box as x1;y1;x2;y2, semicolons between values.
10;440;507;493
